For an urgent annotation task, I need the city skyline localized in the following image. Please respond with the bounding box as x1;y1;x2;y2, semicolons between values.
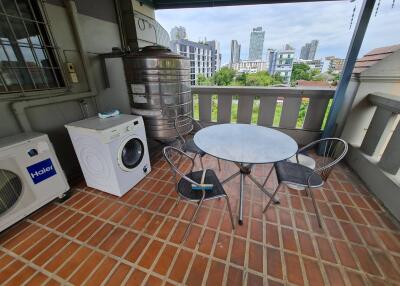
156;1;400;66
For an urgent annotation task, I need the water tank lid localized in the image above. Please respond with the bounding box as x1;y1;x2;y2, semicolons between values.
125;45;184;59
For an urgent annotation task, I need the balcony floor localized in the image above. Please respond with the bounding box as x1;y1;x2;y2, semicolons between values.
1;155;400;286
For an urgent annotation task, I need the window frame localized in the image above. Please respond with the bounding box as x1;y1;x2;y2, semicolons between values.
0;0;67;97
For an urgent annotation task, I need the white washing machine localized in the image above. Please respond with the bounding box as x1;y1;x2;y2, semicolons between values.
0;132;70;232
65;114;151;197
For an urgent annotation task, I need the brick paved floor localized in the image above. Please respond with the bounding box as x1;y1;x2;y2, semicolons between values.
1;154;400;285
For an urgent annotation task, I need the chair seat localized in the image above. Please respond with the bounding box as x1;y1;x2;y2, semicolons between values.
178;169;226;201
275;161;324;188
184;139;206;156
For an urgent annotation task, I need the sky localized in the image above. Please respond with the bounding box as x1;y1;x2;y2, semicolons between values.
155;0;400;65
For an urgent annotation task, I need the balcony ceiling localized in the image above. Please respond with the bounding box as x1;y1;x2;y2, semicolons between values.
143;0;341;9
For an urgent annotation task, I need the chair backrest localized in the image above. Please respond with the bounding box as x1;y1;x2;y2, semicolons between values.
297;138;348;181
174;115;202;146
162;146;201;187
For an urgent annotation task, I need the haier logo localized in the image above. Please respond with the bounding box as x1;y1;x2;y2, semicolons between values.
27;158;57;184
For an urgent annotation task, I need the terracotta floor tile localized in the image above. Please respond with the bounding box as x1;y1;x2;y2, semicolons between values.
248;242;263;273
372;251;400;281
298;231;316;257
284;252;304;286
111;231;137;257
352;245;382;276
324;264;346;286
213;232;231;260
68;251;104;285
169;249;193;283
315;236;336;263
267;247;283;280
199;229;216;255
104;263;130;286
57;246;92;279
0;260;25;284
226;266;243;286
282;227;297;252
247;273;263;286
185;255;208;286
138;240;163;269
44;242;80;272
26;272;49;285
125;235;150;263
153;244;178;275
230;237;246;266
266;223;280;247
125;269;146;285
1;155;400;286
85;257;117;286
346;271;366;286
333;240;357;269
303;258;324;286
206;260;225;286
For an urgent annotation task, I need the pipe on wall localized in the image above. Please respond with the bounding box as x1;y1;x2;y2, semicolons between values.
12;0;98;132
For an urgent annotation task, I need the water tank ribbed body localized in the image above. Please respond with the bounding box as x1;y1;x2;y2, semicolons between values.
123;46;193;141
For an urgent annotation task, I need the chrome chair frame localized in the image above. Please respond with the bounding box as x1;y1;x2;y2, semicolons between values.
263;138;348;228
174;115;221;171
163;146;235;242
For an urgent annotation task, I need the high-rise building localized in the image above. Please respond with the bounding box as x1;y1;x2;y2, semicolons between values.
170;26;187;41
230;40;241;65
170;39;221;85
248;27;265;60
300;40;319;60
267;45;295;83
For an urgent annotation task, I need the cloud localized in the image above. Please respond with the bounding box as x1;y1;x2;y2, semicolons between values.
156;0;400;65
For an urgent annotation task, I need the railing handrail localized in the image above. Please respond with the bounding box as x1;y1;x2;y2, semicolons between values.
368;92;400;113
191;86;335;98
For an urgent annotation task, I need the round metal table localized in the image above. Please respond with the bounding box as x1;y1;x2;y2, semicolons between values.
194;124;298;224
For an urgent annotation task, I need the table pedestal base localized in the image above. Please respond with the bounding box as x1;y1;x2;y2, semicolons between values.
222;163;279;225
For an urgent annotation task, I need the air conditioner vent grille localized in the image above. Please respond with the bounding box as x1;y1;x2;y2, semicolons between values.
0;170;22;215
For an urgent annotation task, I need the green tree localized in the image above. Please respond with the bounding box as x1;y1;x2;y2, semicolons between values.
197;74;213;85
291;63;322;83
213;67;236;86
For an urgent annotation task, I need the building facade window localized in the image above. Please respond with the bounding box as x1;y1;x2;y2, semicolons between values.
0;0;64;93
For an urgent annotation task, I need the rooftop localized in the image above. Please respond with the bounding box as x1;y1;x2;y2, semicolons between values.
353;44;400;75
1;154;399;285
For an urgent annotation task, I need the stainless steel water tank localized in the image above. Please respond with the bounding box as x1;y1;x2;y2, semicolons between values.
123;46;193;141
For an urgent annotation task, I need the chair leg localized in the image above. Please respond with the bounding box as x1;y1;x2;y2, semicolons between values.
193;153;198;169
263;183;282;213
182;199;204;242
199;156;204;170
217;158;221;171
224;196;235;230
308;187;322;228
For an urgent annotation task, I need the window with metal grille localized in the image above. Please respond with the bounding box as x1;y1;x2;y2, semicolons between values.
0;0;64;93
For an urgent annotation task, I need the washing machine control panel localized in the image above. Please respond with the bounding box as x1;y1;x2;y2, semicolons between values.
100;119;142;143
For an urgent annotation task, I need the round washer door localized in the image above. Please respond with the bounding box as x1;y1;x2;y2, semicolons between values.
0;169;23;215
118;137;145;171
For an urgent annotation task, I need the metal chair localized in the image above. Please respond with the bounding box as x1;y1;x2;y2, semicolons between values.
174;115;221;171
263;138;348;228
163;146;235;242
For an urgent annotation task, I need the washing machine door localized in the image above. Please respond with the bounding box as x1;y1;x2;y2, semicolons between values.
0;169;23;215
118;136;145;171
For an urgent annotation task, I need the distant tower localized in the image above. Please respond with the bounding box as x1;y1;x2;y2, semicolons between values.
248;27;265;60
300;40;319;60
170;26;187;41
230;40;241;65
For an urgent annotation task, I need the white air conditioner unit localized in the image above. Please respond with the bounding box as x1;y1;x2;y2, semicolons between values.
0;132;69;232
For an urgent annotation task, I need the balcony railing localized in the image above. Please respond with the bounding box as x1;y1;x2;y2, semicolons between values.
346;92;400;220
191;86;335;145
